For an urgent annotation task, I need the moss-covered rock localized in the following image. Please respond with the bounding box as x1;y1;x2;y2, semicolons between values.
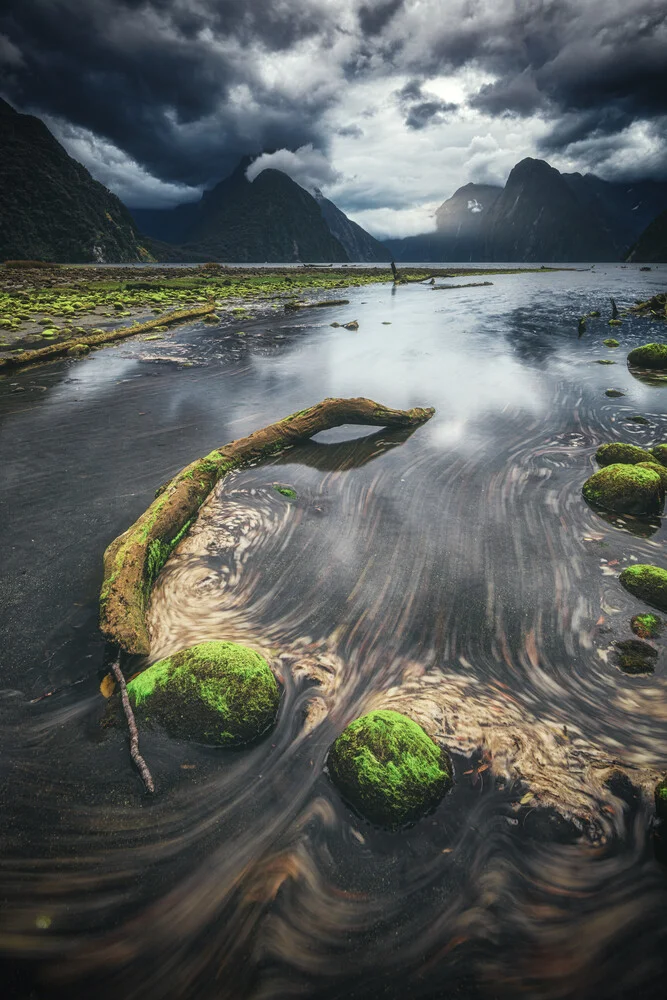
619;564;667;612
614;639;658;674
603;338;620;347
126;641;280;746
651;445;667;467
605;389;625;397
637;462;667;490
595;442;653;466
582;463;664;515
627;343;667;369
631;612;664;639
327;709;452;828
272;483;297;499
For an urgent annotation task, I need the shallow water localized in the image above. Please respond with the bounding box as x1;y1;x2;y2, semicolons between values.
2;264;667;999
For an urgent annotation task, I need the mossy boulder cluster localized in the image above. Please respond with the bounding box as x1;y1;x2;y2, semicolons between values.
126;641;280;746
327;709;452;828
582;443;667;515
582;463;664;515
627;343;667;370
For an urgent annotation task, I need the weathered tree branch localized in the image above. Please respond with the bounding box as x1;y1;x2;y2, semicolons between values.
110;658;155;793
100;397;435;655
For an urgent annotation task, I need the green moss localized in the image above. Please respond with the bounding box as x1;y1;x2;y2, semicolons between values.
582;463;663;515
126;641;280;746
619;564;667;612
603;338;620;347
636;462;667;489
627;344;667;370
631;613;664;639
327;709;452;828
608;319;622;326
651;445;667;467
595;442;653;466
272;484;297;499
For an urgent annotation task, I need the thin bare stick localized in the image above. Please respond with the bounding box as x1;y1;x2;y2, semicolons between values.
110;658;155;793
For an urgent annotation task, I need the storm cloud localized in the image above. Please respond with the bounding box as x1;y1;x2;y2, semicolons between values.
0;0;665;221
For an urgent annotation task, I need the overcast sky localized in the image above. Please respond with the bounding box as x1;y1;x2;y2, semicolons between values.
1;0;666;237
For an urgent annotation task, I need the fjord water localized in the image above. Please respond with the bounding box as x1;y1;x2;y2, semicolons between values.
1;264;667;1000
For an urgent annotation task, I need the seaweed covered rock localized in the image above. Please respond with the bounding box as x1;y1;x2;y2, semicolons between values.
619;565;667;612
614;639;658;674
627;344;667;370
582;463;664;515
126;641;280;746
595;442;653;466
651;445;667;467
631;613;664;639
327;709;452;828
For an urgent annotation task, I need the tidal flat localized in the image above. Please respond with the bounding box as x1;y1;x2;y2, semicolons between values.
1;261;667;1000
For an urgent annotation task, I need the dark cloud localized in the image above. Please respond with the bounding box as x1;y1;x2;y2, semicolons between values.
358;0;405;36
0;0;341;189
396;79;458;129
1;0;666;203
337;124;365;138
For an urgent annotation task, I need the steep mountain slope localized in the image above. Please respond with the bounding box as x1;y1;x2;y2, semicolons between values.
312;189;391;262
484;158;617;262
627;208;667;262
562;173;667;258
132;161;348;263
0;98;149;263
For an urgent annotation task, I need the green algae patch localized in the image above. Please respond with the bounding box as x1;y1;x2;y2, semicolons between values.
272;484;297;499
126;641;280;746
627;344;667;370
582;463;663;515
651;445;667;467
631;613;664;639
603;338;620;347
595;442;653;466
620;564;667;612
327;709;452;828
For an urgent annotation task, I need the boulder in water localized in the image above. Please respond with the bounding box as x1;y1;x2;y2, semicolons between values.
327;709;452;828
631;613;664;639
627;343;667;369
582;463;664;515
619;564;667;612
595;442;653;466
126;641;280;746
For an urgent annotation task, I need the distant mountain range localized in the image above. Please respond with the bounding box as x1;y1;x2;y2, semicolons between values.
385;158;667;263
130;159;390;263
0;97;665;264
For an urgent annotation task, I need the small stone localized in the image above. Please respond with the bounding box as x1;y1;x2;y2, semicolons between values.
605;389;625;397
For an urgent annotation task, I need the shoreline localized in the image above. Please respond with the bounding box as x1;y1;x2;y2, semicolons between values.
0;262;560;358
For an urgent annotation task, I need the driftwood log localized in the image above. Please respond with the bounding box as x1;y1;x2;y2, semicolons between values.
100;397;435;656
0;302;216;372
